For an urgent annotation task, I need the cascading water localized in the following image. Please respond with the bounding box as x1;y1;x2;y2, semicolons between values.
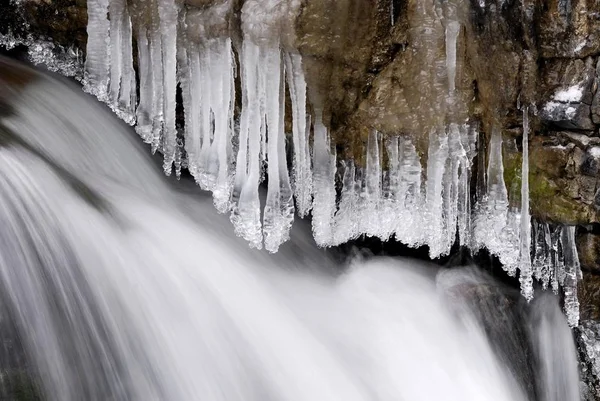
0;57;582;401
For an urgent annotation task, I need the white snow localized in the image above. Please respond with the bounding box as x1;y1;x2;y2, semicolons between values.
543;101;560;114
574;41;586;53
553;85;583;103
565;107;577;119
589;147;600;158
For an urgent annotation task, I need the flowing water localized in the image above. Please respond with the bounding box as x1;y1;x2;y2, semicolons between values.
0;57;581;401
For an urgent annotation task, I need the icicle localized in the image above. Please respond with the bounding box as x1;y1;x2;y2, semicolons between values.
533;222;553;290
542;223;554;289
148;8;164;154
107;0;136;124
445;123;466;251
263;47;294;253
457;124;476;247
174;137;183;179
386;137;401;204
445;21;460;94
211;38;236;213
519;107;533;301
84;0;110;100
475;130;487;201
426;129;450;258
182;40;202;178
382;137;401;240
550;227;564;293
284;52;313;218
562;226;581;327
158;0;179;175
196;47;215;190
395;137;423;247
486;128;509;214
363;130;382;238
333;161;359;245
312;118;336;247
230;40;263;249
258;54;268;183
473;127;519;274
134;26;153;143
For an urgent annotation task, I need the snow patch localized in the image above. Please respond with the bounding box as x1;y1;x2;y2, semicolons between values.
553;85;583;103
574;41;586;53
589;147;600;158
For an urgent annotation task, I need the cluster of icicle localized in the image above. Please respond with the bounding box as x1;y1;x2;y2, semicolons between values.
471;109;581;327
83;0;311;253
82;0;581;325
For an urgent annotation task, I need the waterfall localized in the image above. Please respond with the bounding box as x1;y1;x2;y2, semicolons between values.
0;56;581;401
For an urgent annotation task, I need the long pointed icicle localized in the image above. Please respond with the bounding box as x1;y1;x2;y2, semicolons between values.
108;0;136;124
148;3;164;154
457;124;477;247
381;137;401;240
474;127;519;274
211;38;236;213
84;0;110;100
533;222;553;290
263;47;294;253
284;52;313;218
158;0;179;175
196;47;214;190
519;108;533;301
312;118;336;247
182;39;202;179
426;129;450;258
562;226;581;327
364;130;382;238
333;161;359;245
397;137;423;247
134;26;154;143
230;40;263;249
445;123;465;252
445;20;460;94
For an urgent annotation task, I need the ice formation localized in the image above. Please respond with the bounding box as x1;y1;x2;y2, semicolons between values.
0;32;83;78
66;0;582;322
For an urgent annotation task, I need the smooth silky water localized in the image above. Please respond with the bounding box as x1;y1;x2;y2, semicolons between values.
0;57;580;401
